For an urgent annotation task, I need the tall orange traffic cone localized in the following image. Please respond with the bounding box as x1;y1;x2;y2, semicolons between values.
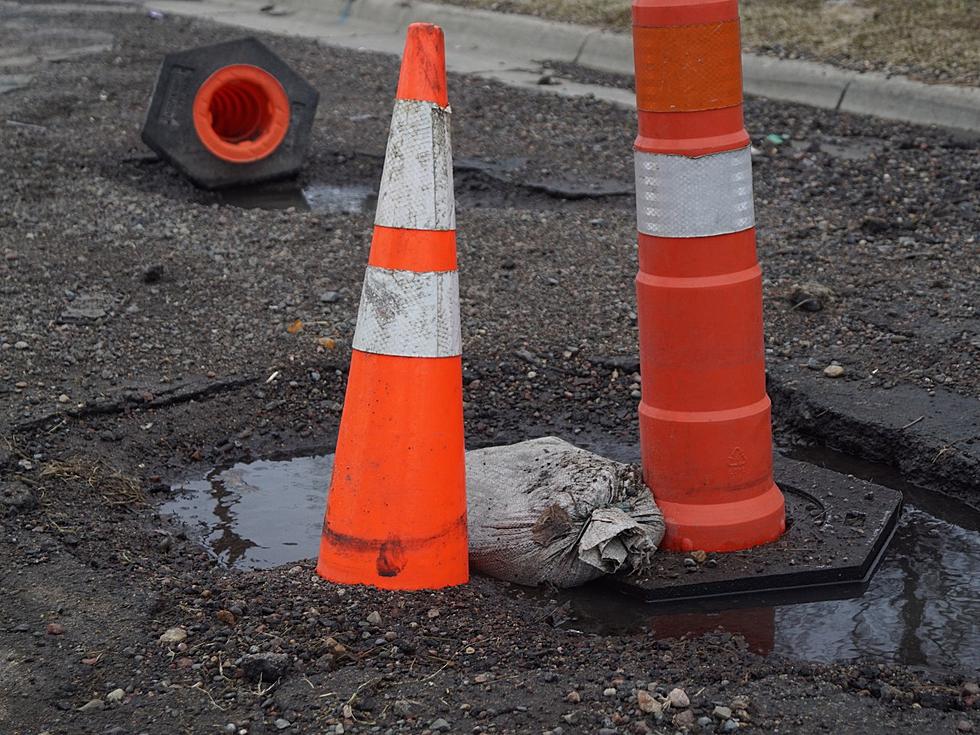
631;0;785;552
316;23;468;589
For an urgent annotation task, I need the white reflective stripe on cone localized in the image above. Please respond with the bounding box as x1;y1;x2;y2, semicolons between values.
352;266;461;358
634;146;754;238
374;99;455;232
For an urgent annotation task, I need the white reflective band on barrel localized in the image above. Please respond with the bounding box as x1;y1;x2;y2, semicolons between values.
374;99;455;231
352;266;461;358
634;146;754;238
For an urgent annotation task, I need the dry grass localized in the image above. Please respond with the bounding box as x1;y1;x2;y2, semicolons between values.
38;457;145;507
3;435;144;533
435;0;980;85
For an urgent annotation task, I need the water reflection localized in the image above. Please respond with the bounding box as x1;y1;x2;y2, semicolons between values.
651;608;776;656
772;506;979;670
165;455;331;568
163;452;980;672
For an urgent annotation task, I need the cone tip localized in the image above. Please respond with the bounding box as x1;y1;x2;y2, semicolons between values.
396;23;448;107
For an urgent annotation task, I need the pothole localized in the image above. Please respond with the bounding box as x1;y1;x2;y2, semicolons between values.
162;447;980;671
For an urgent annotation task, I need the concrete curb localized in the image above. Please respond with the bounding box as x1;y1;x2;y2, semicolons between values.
146;0;980;132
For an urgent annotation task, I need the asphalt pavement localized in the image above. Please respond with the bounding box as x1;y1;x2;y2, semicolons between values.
1;2;978;734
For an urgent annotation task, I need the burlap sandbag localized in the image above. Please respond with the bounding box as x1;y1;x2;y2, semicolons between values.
465;437;665;588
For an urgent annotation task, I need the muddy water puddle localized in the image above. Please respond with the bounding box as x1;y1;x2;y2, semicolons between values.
163;448;980;672
164;454;331;569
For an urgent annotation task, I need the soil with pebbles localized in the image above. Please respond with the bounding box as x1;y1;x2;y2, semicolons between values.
1;4;978;735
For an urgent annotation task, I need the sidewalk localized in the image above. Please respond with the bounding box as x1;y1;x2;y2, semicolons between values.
145;0;980;133
433;0;980;88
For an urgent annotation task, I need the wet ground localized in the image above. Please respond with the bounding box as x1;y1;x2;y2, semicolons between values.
1;2;979;734
163;446;980;673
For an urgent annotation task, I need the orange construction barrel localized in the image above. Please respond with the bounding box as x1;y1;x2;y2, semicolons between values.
632;0;785;552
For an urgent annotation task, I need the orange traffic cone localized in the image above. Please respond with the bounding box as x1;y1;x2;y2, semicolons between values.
631;0;785;552
316;23;468;589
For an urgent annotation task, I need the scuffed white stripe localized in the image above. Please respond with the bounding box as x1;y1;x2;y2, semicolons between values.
635;147;754;238
374;99;455;231
352;266;461;358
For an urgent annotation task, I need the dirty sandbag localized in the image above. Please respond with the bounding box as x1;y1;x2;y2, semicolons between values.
465;437;665;588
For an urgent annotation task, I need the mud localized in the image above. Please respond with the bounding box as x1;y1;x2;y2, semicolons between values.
164;447;976;674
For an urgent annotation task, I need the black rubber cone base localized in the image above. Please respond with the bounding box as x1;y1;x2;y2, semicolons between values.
614;455;903;604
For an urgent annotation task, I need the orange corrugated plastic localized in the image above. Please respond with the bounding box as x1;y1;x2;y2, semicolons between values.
633;0;785;552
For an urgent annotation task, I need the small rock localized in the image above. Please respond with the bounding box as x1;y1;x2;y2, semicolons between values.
78;699;104;712
690;550;707;564
430;718;451;732
366;610;382;625
320;290;341;303
14;341;28;350
683;558;697;568
823;364;845;378
956;722;973;734
603;687;617;697
215;609;236;626
672;709;694;727
158;627;187;645
861;215;890;234
142;265;164;284
637;689;661;714
879;683;902;701
241;652;290;683
789;282;833;312
697;717;713;727
713;706;732;720
57;394;70;403
0;483;36;514
730;695;750;710
667;687;690;708
106;688;125;703
426;607;440;619
46;623;65;636
722;719;740;732
392;700;412;717
566;690;581;704
962;683;979;696
60;292;112;322
274;718;291;730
